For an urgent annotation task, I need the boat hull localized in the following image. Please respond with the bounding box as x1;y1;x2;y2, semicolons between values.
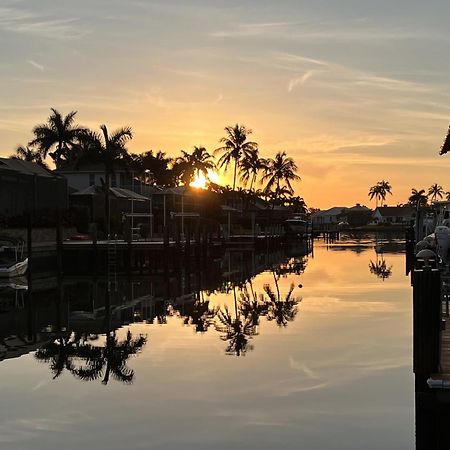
0;258;28;278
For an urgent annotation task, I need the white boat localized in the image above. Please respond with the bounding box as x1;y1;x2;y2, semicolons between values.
285;215;310;236
0;237;28;278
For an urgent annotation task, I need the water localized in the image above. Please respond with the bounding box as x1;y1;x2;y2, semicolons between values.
0;234;414;450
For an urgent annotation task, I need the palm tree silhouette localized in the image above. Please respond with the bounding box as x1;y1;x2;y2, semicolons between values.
368;180;392;207
262;151;300;205
174;146;215;186
74;330;147;385
132;150;175;186
409;188;428;209
428;183;444;202
215;124;258;190
29;108;86;168
238;148;266;192
79;125;133;236
10;145;48;168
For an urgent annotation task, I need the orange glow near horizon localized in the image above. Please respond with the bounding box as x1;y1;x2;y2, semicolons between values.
190;169;221;189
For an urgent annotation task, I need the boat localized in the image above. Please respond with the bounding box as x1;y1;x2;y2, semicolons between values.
0;237;28;278
285;215;310;237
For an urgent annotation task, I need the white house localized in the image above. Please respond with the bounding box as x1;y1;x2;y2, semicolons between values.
55;162;133;191
311;207;346;228
372;206;414;225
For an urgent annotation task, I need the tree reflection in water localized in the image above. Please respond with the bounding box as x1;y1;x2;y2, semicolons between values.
214;270;301;356
35;330;147;385
181;292;218;333
369;258;393;281
35;332;93;379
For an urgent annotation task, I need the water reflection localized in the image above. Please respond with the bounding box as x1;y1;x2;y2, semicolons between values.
176;272;302;356
0;234;420;450
0;246;309;380
369;258;393;281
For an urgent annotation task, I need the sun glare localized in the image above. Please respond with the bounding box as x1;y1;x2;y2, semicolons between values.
190;170;220;189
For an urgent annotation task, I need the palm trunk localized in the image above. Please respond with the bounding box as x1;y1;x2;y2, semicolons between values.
105;170;111;237
233;158;237;191
249;173;255;193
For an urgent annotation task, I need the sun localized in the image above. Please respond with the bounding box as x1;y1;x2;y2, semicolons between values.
190;170;221;189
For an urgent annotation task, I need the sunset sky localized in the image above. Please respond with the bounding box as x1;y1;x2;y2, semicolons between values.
1;0;450;208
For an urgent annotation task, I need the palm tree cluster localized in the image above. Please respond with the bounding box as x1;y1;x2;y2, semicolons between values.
406;184;450;209
368;180;392;207
11;109;304;211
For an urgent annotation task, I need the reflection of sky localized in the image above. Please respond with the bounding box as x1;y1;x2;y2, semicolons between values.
0;242;413;450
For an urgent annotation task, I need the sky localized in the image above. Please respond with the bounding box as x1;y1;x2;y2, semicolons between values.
1;0;450;209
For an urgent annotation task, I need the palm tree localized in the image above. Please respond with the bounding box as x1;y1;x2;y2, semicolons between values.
132;150;175;186
286;195;307;213
378;180;392;206
10;145;48;168
215;124;258;190
408;188;428;209
174;146;215;186
79;125;133;236
428;183;444;202
368;184;382;207
439;125;450;155
446;191;450;201
238;149;266;192
29;108;86;167
368;180;392;207
262;151;300;201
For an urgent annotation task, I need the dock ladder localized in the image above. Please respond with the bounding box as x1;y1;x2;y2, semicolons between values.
107;234;118;291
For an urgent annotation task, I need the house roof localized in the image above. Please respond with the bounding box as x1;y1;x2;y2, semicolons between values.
347;204;371;212
55;161;129;173
0;158;54;178
71;185;149;201
374;206;414;217
312;207;346;218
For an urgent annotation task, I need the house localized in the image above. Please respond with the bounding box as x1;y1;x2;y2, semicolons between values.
70;185;152;235
340;204;372;227
312;204;373;230
55;161;134;191
372;206;415;225
0;158;67;219
311;207;346;230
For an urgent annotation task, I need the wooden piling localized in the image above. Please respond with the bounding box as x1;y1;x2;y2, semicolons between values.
413;267;441;376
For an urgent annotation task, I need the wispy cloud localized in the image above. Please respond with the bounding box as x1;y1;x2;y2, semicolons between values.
288;71;314;92
211;21;301;38
27;59;44;72
0;6;89;40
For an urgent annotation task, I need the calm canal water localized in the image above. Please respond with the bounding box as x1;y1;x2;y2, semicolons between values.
0;234;414;450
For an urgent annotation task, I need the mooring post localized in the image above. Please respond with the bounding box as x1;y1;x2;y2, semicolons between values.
56;208;63;275
413;263;441;376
